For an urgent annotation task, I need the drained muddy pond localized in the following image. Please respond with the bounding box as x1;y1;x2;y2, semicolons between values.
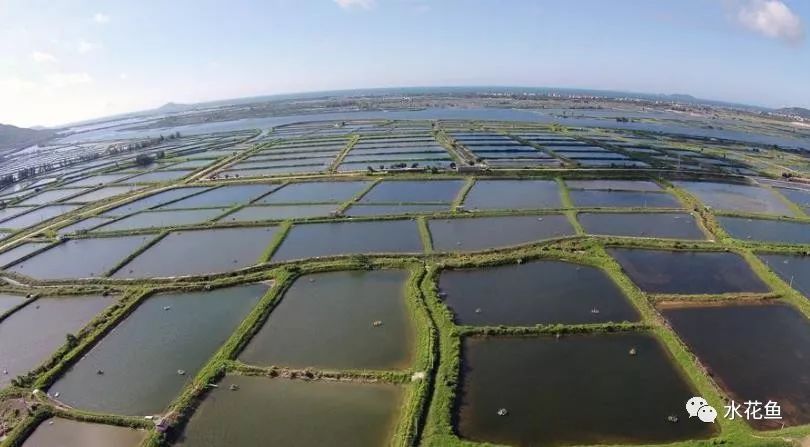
429;215;574;252
240;270;413;369
113;227;277;278
21;418;146;447
0;295;112;387
175;375;403;447
662;302;810;428
579;212;706;239
271;220;423;261
457;334;712;446
49;284;267;415
609;248;770;294
439;261;638;325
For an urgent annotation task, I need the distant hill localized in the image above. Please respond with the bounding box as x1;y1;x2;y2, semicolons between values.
156;102;195;113
0;123;55;152
775;107;810;119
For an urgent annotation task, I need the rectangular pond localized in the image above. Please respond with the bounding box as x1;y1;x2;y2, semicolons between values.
718;216;810;245
360;180;464;203
345;203;448;217
457;334;712;446
48;284;267;415
565;180;662;192
0;295;112;387
1;205;81;229
257;181;371;204
16;188;90;206
240;270;414;369
175;376;403;447
759;254;810;299
608;248;770;294
570;190;682;208
66;173;132;187
96;208;227;232
429;215;574;252
462;180;561;210
219;204;337;222
158;184;275;209
113;227;277;278
0;293;26;315
68;186;142;203
662;302;810;428
21;418;146;447
102;187;210;216
125;170;193;183
0;242;51;268
579;212;706;239
674;181;796;216
271;220;423;262
439;261;638;325
9;235;154;279
777;187;810;213
58;217;114;235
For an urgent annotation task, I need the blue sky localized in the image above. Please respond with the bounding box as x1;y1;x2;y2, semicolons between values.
1;0;808;127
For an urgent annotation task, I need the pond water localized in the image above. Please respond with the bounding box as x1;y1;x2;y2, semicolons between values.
58;217;114;235
462;180;561;210
345;203;448;216
569;190;682;208
579;212;706;239
113;227;277;278
0;293;26;315
258;181;371;204
49;284;267;415
662;302;810;428
175;376;403;447
219;204;337;222
674;181;796;216
68;186;142;203
718;217;810;245
608;248;770;294
438;261;638;325
360;180;464;203
96;208;227;232
0;206;36;223
9;235;154;279
0;295;112;387
0;242;51;268
102;187;211;216
21;418;146;447
777;188;810;213
429;215;574;252
16;188;90;206
125;170;193;183
565;180;662;192
457;334;712;446
66;174;132;187
240;270;413;369
271;220;423;262
158;185;276;209
758;254;810;299
1;205;81;229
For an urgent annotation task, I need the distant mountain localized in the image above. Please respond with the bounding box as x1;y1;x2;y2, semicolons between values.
156;102;195;113
775;107;810;119
0;123;55;152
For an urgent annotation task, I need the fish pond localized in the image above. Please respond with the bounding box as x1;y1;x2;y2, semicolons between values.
758;254;810;299
456;334;713;446
718;216;810;245
674;181;796;216
49;284;267;415
438;261;638;325
21;418;146;447
257;181;371;204
579;212;706;239
360;180;464;203
429;215;574;252
569;190;682;208
462;180;561;210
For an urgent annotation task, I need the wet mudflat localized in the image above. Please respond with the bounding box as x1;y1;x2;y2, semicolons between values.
21;418;146;447
438;261;638;325
661;302;810;428
718;216;810;245
272;220;423;261
49;284;267;415
9;235;154;279
457;334;713;446
175;376;403;447
609;248;770;294
675;181;796;216
429;215;574;252
569;190;682;208
759;254;810;299
240;270;413;369
462;180;561;210
579;212;706;239
113;227;277;278
0;295;112;387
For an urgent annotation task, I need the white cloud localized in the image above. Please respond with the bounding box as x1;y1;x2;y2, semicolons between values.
737;0;804;45
334;0;376;9
77;39;101;54
30;51;57;63
93;13;110;24
119;73;129;80
45;72;93;88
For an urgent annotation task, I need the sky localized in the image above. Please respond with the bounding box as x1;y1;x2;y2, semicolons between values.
1;0;808;127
